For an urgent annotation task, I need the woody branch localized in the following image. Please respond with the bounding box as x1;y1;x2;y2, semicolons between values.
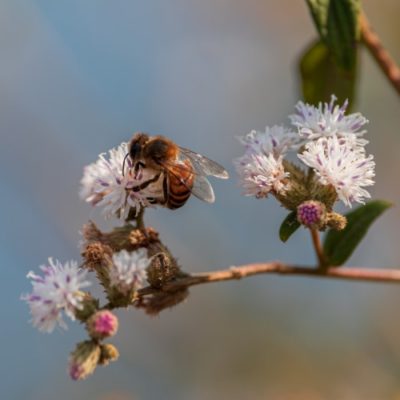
360;11;400;96
138;262;400;296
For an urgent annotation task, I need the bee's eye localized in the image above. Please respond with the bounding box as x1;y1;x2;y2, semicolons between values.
130;142;141;159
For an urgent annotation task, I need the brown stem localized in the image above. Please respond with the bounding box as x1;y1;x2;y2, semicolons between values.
310;228;327;268
360;11;400;96
138;263;400;296
135;207;145;231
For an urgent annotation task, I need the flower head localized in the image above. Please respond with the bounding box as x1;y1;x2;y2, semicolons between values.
80;142;155;219
239;125;300;157
235;125;297;198
22;258;91;333
298;137;375;207
234;152;289;198
289;95;369;148
109;248;151;294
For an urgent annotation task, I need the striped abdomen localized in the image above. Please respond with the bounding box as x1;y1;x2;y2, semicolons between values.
165;160;195;209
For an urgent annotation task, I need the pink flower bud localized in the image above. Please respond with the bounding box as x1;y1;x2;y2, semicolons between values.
69;363;85;381
68;341;100;381
87;310;118;340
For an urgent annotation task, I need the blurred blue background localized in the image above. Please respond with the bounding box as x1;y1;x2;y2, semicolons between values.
2;0;400;399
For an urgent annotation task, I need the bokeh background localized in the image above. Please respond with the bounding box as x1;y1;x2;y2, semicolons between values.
2;1;400;399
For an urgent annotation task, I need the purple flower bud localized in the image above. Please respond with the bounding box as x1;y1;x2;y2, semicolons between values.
297;201;326;228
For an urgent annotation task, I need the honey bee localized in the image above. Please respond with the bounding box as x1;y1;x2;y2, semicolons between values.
123;132;229;209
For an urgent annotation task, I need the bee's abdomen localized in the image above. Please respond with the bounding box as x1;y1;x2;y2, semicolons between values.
166;161;194;209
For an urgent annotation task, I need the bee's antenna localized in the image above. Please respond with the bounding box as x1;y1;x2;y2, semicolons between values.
122;153;130;176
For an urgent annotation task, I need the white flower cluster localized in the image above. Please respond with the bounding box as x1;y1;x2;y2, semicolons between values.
21;259;91;333
110;248;151;294
235;95;375;207
80;143;155;219
234;125;298;197
290;96;368;147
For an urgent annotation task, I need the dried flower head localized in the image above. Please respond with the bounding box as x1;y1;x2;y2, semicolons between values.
82;241;113;270
298;137;375;207
98;343;120;366
22;258;91;333
289;95;369;148
326;212;347;231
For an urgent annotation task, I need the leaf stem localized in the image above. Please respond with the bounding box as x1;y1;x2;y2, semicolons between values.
135;207;145;231
310;228;327;268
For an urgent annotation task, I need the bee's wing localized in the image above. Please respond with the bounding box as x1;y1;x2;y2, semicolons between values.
190;175;215;203
159;160;216;203
179;147;229;179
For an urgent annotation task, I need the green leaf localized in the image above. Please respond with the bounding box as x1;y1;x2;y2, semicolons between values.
323;200;392;266
279;211;300;243
326;0;360;70
306;0;330;38
299;40;357;109
306;0;360;70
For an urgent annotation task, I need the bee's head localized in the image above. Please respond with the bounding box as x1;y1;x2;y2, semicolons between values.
129;132;150;161
122;132;149;176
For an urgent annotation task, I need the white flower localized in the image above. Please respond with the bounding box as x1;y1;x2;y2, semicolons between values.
298;137;375;207
235;125;294;198
110;249;151;294
239;125;301;157
234;152;289;198
80;142;153;219
289;95;369;148
21;259;91;333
